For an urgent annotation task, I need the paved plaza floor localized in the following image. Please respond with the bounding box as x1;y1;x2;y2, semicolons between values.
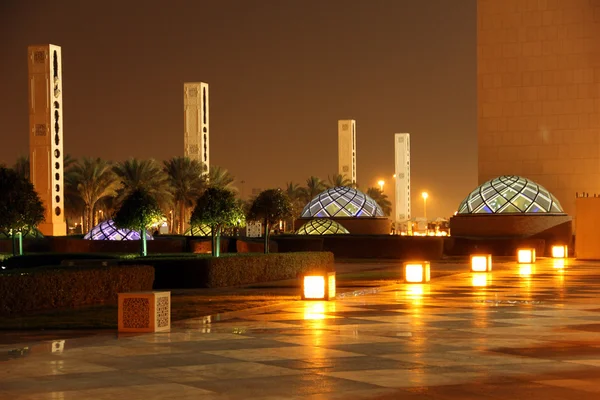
2;258;600;399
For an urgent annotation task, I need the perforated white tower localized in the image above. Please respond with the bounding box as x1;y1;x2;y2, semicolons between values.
338;120;356;185
184;82;209;174
395;133;411;233
27;44;66;236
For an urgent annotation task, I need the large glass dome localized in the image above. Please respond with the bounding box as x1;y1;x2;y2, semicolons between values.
296;219;350;235
84;220;154;241
457;175;564;214
301;187;384;218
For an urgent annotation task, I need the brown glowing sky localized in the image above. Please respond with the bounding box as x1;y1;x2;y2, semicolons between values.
0;0;476;219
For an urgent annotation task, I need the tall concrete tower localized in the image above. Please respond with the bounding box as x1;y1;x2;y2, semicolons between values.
184;82;209;174
478;0;600;217
27;44;66;236
394;133;411;233
338;120;356;185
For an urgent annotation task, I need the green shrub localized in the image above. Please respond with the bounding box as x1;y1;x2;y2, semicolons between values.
1;253;121;270
120;252;334;289
0;265;154;315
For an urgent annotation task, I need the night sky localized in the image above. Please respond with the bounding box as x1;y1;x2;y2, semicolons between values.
0;0;476;219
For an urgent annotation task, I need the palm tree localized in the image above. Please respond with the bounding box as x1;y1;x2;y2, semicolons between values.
164;156;205;234
12;156;29;181
68;157;121;232
206;165;237;191
285;182;305;232
113;158;173;210
300;176;326;203
326;173;353;188
366;187;392;216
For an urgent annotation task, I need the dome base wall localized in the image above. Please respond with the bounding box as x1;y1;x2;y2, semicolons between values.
294;217;390;235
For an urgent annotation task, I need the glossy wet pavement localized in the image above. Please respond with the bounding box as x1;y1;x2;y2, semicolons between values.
2;258;600;399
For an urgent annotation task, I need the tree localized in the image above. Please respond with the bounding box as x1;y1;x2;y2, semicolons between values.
190;187;244;257
12;156;29;181
248;189;292;253
300;176;326;203
113;158;173;209
326;173;354;189
366;187;392;216
113;189;163;257
67;157;121;232
285;182;305;232
164;156;205;234
0;167;45;255
206;165;237;191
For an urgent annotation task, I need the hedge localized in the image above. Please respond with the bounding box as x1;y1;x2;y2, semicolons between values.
120;251;334;289
0;265;154;315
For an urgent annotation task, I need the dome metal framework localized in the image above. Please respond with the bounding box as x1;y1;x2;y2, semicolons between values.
184;224;212;236
457;175;564;214
296;218;350;235
0;227;43;239
84;220;154;241
301;186;384;218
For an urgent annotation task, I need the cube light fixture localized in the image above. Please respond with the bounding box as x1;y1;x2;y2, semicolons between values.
551;245;568;259
517;248;536;264
301;271;336;300
470;254;492;272
404;261;431;283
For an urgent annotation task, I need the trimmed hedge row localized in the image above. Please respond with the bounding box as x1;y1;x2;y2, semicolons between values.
120;252;334;289
0;265;154;315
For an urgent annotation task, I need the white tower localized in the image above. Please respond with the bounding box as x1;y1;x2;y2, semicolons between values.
394;133;411;233
27;44;66;236
183;82;209;174
338;120;356;185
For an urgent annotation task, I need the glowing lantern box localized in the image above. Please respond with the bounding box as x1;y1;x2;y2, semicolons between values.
404;261;431;283
301;272;336;300
470;254;492;272
118;291;171;333
517;248;536;264
552;245;568;259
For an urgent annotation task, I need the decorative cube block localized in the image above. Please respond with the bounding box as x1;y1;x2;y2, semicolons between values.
471;254;492;272
404;261;431;283
517;248;536;264
551;245;568;259
301;272;336;300
118;291;171;333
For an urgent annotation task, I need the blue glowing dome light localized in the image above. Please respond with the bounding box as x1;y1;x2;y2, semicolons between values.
296;219;350;235
84;219;154;241
301;186;384;218
457;175;564;214
184;224;212;236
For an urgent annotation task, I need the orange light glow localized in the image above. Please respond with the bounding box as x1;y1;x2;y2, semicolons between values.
470;254;492;272
404;261;431;283
517;248;536;264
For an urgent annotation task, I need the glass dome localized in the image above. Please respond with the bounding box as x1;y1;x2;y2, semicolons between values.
457;175;564;214
296;219;350;235
0;227;43;239
84;220;154;240
301;186;384;218
184;224;212;236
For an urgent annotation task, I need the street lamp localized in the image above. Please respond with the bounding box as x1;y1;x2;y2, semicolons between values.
378;180;385;192
422;192;428;221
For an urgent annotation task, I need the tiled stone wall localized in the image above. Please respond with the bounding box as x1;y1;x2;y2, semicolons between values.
478;0;600;219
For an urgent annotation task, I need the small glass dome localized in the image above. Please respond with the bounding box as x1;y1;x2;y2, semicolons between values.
184;224;212;236
301;186;384;218
0;227;43;239
457;175;564;214
296;219;350;235
84;220;154;240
